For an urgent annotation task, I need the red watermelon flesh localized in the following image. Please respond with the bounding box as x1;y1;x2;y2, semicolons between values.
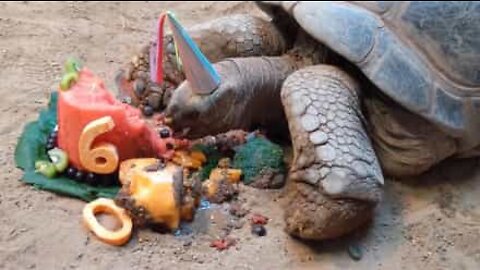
57;68;174;171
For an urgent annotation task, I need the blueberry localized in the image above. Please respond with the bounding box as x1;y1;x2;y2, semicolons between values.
159;128;170;138
47;137;56;146
49;131;58;140
75;171;84;182
251;224;267;237
142;105;154;117
85;172;97;186
66;167;77;178
46;143;55;151
100;174;116;186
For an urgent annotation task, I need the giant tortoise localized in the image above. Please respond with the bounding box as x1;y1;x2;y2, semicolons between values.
117;1;480;240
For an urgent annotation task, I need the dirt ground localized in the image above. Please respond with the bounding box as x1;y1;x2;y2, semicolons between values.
0;2;479;270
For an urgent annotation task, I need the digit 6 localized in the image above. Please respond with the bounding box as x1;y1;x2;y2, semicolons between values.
79;116;119;174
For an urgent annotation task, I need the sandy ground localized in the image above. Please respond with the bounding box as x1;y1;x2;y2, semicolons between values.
0;2;479;270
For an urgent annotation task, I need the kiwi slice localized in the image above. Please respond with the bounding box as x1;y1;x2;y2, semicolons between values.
48;148;69;173
65;58;82;73
35;160;57;178
60;72;79;91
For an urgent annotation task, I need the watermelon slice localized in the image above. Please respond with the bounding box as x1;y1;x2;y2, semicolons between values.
57;68;175;172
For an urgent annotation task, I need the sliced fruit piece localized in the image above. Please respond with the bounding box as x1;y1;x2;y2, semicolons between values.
202;167;242;203
64;58;82;73
82;198;133;246
78;116;119;174
35;160;57;178
118;158;184;230
47;148;69;173
172;150;206;169
209;168;242;184
60;72;79;91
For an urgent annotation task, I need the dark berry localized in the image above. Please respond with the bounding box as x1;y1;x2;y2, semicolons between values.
49;131;58;140
46;143;55;151
75;171;85;182
66;167;77;178
48;137;56;144
85;172;97;186
251;224;266;237
97;174;112;186
99;175;113;187
110;173;120;186
142;105;154;117
159;128;170;138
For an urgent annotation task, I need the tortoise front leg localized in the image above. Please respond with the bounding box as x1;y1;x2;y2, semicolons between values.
116;15;288;111
281;65;383;240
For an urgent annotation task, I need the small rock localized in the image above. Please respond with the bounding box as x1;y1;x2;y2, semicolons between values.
347;244;363;261
251;224;266;237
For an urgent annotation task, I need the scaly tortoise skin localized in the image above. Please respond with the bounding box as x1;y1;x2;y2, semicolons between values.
117;1;480;240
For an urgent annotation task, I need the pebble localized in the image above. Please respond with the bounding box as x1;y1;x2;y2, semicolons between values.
347;244;363;261
251;224;267;237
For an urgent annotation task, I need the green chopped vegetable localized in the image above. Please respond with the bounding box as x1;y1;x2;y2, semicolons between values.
233;137;285;184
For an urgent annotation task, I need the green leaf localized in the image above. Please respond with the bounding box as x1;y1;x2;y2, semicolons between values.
14;92;119;202
23;171;119;201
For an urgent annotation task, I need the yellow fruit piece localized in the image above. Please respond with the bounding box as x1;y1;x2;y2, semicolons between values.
82;198;133;246
119;159;183;230
203;168;242;199
190;151;207;163
79;116;119;174
119;158;158;185
172;150;205;169
209;168;242;183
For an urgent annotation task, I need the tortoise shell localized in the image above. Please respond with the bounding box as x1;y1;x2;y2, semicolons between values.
259;1;480;147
